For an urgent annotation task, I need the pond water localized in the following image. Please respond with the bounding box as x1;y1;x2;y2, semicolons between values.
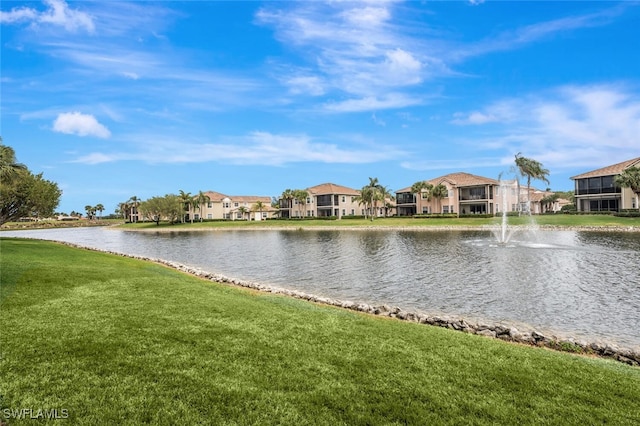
3;226;639;350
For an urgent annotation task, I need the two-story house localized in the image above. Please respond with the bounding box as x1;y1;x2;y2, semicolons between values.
571;157;640;212
279;183;362;219
396;172;499;216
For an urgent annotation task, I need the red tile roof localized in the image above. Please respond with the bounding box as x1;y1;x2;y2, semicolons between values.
307;182;360;196
396;172;498;192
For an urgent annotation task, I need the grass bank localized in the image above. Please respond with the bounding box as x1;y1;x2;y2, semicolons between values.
119;214;640;230
1;238;639;425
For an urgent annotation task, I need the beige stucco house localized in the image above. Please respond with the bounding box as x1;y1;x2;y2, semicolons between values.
279;183;363;219
571;157;640;212
396;172;499;216
193;191;275;221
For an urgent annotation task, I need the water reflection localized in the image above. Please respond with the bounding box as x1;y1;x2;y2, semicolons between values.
2;227;639;349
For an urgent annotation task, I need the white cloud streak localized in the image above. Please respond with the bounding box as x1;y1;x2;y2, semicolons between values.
53;112;111;138
0;0;95;33
70;131;406;166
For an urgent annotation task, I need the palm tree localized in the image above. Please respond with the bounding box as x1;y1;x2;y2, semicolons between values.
369;177;381;220
355;186;373;219
378;185;395;217
615;166;640;211
279;189;295;218
84;205;95;220
515;153;550;215
178;190;192;223
237;206;249;220
253;200;266;221
410;180;433;215
194;191;210;222
95;204;104;219
0;141;28;181
293;189;308;218
431;183;448;214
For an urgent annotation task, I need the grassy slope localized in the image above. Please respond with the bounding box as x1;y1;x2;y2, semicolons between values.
1;239;639;425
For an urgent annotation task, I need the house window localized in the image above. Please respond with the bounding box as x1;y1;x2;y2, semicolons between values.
351;209;354;215
262;212;267;219
342;196;346;203
448;190;453;198
443;206;449;213
236;212;242;219
342;209;346;216
224;213;231;219
207;214;212;219
207;202;212;208
422;207;429;214
421;192;429;199
223;202;230;208
234;202;239;207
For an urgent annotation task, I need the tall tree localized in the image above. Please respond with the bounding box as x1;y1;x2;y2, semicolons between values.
95;203;104;219
293;189;308;218
431;183;448;214
355;186;373;220
367;177;382;220
280;189;295;218
178;190;192;223
515;153;550;215
194;191;210;222
379;185;395;217
615;166;640;211
1;170;61;224
411;180;433;215
0;141;27;180
237;206;249;221
139;194;182;225
253;200;266;220
85;205;95;220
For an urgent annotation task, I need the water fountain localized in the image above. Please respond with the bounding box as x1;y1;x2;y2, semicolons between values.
493;179;516;244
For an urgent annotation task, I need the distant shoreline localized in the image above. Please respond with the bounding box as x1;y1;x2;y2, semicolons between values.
118;224;640;233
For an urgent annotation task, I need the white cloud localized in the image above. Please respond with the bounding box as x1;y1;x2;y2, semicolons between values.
340;6;390;27
0;0;95;33
452;84;640;170
53;112;111;138
323;93;423;113
70;131;406;166
257;2;430;102
286;75;326;96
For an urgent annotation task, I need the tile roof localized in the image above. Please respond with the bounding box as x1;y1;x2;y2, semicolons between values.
307;182;360;196
204;191;271;203
429;172;499;187
570;157;640;179
396;172;499;193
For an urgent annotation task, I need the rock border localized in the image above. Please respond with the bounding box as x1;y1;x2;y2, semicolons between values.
44;239;639;367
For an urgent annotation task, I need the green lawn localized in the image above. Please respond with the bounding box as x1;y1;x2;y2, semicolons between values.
1;238;639;425
119;214;640;230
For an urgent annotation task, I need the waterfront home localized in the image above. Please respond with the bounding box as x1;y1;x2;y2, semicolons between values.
279;183;362;219
571;157;640;212
396;172;499;216
196;191;275;221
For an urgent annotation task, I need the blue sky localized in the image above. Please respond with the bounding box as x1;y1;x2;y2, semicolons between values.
2;0;639;215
